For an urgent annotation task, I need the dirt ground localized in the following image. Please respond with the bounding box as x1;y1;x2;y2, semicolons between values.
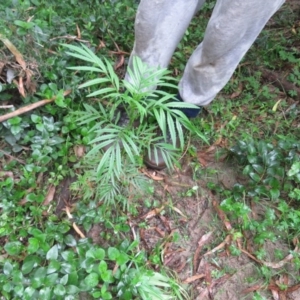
136;158;300;300
55;152;299;300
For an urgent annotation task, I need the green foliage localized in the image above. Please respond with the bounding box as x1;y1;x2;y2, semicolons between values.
1;0;299;298
64;43;207;206
219;136;300;242
1;237;187;299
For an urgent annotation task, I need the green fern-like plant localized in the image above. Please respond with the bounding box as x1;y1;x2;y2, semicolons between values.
64;43;207;205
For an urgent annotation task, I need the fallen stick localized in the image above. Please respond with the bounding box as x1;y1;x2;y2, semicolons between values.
0;89;71;123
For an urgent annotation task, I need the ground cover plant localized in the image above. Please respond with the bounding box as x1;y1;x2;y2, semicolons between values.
0;0;300;299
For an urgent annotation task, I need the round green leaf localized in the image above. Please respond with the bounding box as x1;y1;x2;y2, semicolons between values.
67;272;79;285
61;262;74;274
31;267;47;288
101;270;112;283
3;261;13;275
11;125;22;135
270;188;280;200
98;260;107;274
60;274;68;285
21;255;41;275
31;114;41;124
81;257;95;272
47;260;61;274
249;172;261;182
28;237;39;254
12;270;23;284
252;164;264;175
61;250;75;262
44;273;59;287
14;284;24;297
4;241;23;255
84;272;99;288
86;247;105;260
46;245;58;260
53;284;66;296
39;287;52;299
3;282;12;292
64;234;77;247
107;247;120;260
24;286;35;298
92;291;102;298
116;252;129;266
66;285;80;295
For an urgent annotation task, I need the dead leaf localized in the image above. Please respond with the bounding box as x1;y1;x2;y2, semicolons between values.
287;282;300;293
262;249;298;269
170;206;187;219
114;54;125;70
142;206;165;220
204;235;232;256
270;289;280;300
212;199;232;231
159;215;171;233
140;168;164;181
241;284;263;294
154;227;165;237
193;232;214;273
43;185;56;206
230;82;243;99
183;274;205;284
97;40;106;51
74;145;85;158
76;24;81;39
0;35;26;70
239;248;263;264
13;77;26;98
0;171;14;178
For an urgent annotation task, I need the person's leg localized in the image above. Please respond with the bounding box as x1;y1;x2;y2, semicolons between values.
125;0;205;82
179;0;285;106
